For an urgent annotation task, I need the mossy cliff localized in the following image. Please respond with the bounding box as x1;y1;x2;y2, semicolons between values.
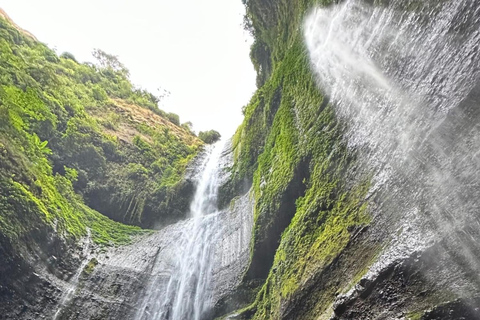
216;0;480;319
216;0;373;317
0;11;202;317
2;1;480;319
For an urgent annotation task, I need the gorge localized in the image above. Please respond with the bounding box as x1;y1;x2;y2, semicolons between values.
1;0;480;319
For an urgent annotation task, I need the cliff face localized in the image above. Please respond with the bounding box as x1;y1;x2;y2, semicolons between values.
2;1;480;319
9;143;255;320
0;11;202;318
218;0;480;319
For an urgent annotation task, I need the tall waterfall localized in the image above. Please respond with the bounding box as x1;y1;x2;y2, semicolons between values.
136;142;225;320
305;0;480;292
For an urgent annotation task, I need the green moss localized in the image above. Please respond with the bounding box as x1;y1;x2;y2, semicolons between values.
343;244;384;294
247;180;370;319
407;311;425;320
83;258;99;275
221;0;377;318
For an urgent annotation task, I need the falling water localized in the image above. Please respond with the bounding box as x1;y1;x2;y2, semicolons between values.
136;141;225;320
53;229;92;320
305;0;480;291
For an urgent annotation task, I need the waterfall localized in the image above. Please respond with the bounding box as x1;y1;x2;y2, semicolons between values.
136;141;226;320
53;229;92;320
305;0;480;291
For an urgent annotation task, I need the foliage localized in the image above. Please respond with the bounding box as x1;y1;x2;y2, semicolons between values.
198;130;221;144
0;104;141;245
166;112;180;126
82;258;99;275
60;51;78;62
220;0;375;318
181;121;195;135
92;48;129;76
0;14;203;253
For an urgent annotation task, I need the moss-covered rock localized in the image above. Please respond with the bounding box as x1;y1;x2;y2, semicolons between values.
220;0;480;319
216;0;375;318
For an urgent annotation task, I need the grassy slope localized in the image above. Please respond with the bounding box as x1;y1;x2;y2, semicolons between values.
220;0;377;318
0;14;202;246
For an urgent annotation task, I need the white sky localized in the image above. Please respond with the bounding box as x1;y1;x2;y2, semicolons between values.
1;0;256;138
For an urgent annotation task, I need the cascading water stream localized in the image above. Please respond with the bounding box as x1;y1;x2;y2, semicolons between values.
53;229;92;320
136;141;225;320
305;0;480;292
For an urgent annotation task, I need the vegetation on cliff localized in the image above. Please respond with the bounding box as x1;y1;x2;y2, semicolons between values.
0;13;203;249
199;129;221;144
218;0;376;318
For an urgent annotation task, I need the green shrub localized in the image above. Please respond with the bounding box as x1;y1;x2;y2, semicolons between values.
198;130;221;144
125;163;149;181
60;51;78;62
166;112;180;126
92;85;108;101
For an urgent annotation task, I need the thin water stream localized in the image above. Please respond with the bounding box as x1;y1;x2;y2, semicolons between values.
53;229;92;320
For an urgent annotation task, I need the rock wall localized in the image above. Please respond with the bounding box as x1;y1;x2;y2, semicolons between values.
44;142;255;320
218;0;480;319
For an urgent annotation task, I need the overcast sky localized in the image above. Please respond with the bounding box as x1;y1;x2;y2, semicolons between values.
1;0;256;138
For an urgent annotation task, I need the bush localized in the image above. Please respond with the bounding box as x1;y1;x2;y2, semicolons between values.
125;163;149;181
198;130;221;144
92;85;108;101
60;51;78;62
166;112;180;126
181;121;194;135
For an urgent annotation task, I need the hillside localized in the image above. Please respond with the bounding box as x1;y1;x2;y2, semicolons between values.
0;7;210;315
0;9;206;312
0;8;37;41
0;10;205;231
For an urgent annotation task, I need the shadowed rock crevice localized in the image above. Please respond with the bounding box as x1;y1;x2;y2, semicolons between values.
246;157;310;281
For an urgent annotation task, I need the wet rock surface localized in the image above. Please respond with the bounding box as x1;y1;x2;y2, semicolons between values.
0;227;85;320
53;192;253;320
273;0;480;318
0;141;254;320
421;298;480;320
46;142;254;320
